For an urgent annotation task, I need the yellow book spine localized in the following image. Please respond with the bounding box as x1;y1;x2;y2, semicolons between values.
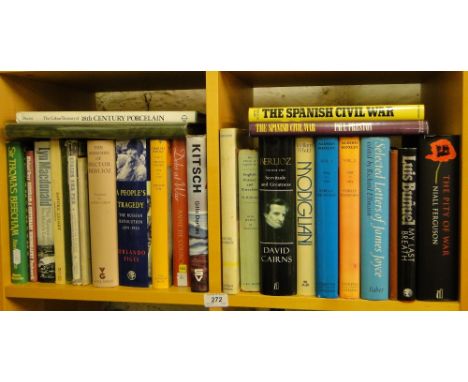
296;137;315;296
249;104;424;122
339;137;360;298
151;140;172;289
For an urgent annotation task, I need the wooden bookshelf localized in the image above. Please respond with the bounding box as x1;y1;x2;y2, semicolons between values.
1;71;466;310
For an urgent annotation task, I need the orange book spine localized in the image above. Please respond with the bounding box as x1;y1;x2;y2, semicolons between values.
339;137;360;298
171;139;190;287
389;149;398;300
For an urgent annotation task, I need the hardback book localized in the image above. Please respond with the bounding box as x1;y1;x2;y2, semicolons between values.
417;135;459;301
34;141;55;282
16;110;205;124
186;134;209;292
360;137;390;300
315;137;339;298
259;136;296;296
7;141;29;283
150;139;173;289
397;147;418;301
116;139;151;287
171;139;190;287
249;120;429;136
238;149;260;292
77;154;92;285
220;128;250;294
50;139;72;284
87;140;119;287
389;148;399;300
295;137;315;296
339;137;360;299
249;105;424;123
26;149;38;282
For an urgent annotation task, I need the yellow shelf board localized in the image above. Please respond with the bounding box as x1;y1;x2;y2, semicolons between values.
5;283;204;306
228;292;460;311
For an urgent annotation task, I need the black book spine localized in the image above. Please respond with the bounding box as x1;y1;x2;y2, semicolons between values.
259;136;296;295
417;135;460;300
397;148;417;301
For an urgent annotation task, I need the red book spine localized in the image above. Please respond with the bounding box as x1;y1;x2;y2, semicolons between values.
26;150;38;282
171;139;190;287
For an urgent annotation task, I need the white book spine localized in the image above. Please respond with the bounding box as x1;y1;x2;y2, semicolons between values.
77;156;92;285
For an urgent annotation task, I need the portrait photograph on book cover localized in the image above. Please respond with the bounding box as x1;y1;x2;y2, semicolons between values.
262;196;292;243
116;139;147;182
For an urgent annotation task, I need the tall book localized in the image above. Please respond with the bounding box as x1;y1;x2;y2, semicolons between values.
315;137;339;298
220;128;249;294
186;134;209;292
417;135;459;300
116;139;151;287
389;148;399;300
171;139;190;287
295;137;315;296
238;149;260;292
26;149;38;282
87;140;119;287
77;154;92;285
7;141;29;283
360;137;390;300
259;136;296;296
151;139;172;289
34;141;55;282
339;137;360;299
397;148;418;301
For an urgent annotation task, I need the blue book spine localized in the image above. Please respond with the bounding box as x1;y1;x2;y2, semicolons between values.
315;137;339;298
360;137;390;300
116;139;151;287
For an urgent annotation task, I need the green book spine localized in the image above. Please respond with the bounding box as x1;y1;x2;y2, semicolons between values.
7;141;29;283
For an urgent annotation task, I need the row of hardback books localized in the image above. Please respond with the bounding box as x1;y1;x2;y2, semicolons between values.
6;110;209;292
220;104;460;301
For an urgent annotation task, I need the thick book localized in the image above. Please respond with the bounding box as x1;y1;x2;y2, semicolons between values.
295;137;315;296
7;141;29;283
315;137;339;298
151;139;173;289
186;134;209;292
88;140;119;287
397;147;417;301
16;110;205;124
339;137;360;299
77;155;92;285
34;141;55;282
220;128;250;294
249;120;429;136
360;137;390;300
238;149;260;292
249;105;424;123
26;149;38;282
417;135;459;301
116;139;151;287
259;136;296;296
389;149;398;300
171;139;190;287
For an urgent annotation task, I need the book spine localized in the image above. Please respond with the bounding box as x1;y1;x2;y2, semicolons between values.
397;147;417;301
315;137;339;298
7;142;29;283
116;139;151;287
389;149;398;300
171;139;190;287
77;155;92;285
186;134;209;292
249;105;425;123
417;135;459;300
238;149;260;292
259;136;296;296
88;140;119;287
295;137;315;296
339;137;360;299
360;137;390;300
150;139;172;289
26;149;38;282
34;141;55;282
16;111;203;124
